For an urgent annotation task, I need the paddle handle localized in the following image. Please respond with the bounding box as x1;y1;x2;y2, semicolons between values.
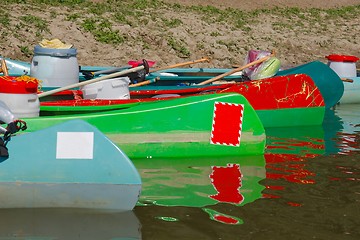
197;52;275;85
129;77;158;87
38;65;145;98
150;58;210;73
0;59;9;76
341;78;354;83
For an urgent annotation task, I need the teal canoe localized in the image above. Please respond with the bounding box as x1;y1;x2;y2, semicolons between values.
17;93;266;158
0;119;141;211
276;61;344;108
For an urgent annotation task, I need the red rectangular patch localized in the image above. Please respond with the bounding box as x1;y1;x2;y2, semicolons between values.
210;102;243;146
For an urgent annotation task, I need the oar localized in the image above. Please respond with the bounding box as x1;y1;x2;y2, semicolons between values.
81;58;209;80
0;59;9;76
129;77;159;87
38;65;146;98
80;65;131;80
149;58;210;73
38;58;210;98
196;52;275;85
341;78;354;83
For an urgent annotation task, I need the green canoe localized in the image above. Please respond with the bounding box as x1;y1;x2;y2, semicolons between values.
20;93;266;158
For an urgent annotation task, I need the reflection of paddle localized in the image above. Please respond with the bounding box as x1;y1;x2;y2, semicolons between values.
38;65;146;98
197;51;275;85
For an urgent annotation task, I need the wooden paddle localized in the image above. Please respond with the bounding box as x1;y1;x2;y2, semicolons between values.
150;57;210;73
196;51;275;85
38;65;146;98
129;77;159;87
0;59;9;76
81;65;132;80
38;58;210;98
341;78;354;83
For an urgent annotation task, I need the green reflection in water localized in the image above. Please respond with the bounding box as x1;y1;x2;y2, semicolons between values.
133;155;266;208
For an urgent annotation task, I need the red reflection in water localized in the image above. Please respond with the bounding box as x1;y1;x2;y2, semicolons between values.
213;214;240;224
209;163;244;204
265;153;316;184
287;202;302;207
266;138;325;152
266;185;285;190
262;193;281;199
203;208;244;225
330;166;360;181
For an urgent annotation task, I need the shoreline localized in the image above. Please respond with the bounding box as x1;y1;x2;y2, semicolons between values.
1;1;359;69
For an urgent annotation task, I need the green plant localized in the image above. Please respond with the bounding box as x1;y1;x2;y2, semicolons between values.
167;37;191;58
18;45;32;57
19;15;49;33
81;18;124;44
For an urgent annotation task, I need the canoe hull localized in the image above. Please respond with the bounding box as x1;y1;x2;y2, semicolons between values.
0;183;140;210
256;107;325;128
144;61;343;109
27;93;267;158
275;61;343;108
41;74;326;128
0;120;141;210
338;77;360;104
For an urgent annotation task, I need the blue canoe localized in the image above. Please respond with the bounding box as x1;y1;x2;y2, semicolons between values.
0;119;141;211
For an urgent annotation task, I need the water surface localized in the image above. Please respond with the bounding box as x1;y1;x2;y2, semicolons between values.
0;104;359;239
133;103;360;240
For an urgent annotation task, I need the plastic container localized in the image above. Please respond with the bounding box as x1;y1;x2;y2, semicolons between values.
0;76;40;118
30;45;79;87
326;54;359;78
81;77;131;100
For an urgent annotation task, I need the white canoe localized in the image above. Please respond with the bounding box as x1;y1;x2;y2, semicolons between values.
339;76;360;104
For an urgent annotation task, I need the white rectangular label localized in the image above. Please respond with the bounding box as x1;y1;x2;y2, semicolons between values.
56;132;94;159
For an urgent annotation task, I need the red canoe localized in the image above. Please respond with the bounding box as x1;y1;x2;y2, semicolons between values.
40;73;325;128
